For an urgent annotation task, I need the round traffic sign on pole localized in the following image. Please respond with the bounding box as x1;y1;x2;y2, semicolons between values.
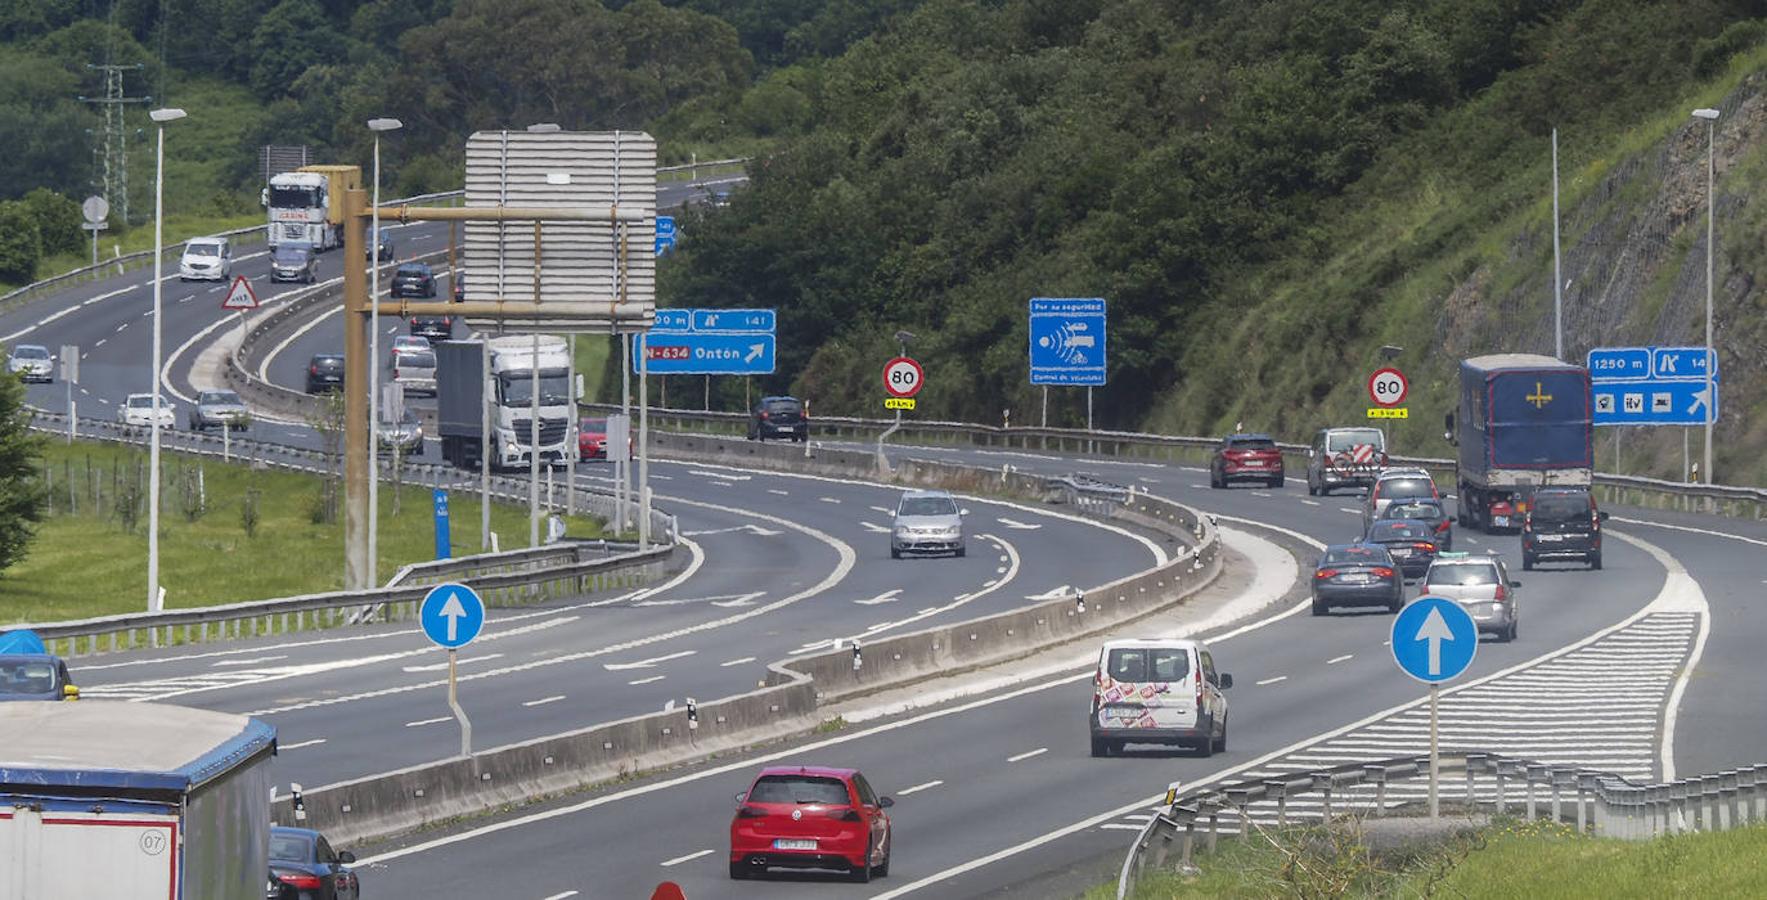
81;195;109;225
1368;367;1409;407
419;582;486;649
1389;596;1478;684
883;357;924;398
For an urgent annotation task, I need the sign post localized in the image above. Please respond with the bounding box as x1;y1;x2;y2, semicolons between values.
58;345;79;443
81;196;109;268
419;583;486;757
1390;597;1479;818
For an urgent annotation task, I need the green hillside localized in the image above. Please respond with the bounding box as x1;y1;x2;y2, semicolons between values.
663;0;1767;485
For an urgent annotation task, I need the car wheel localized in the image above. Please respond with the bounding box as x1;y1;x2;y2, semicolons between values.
1209;470;1222;489
1306;479;1318;496
1194;723;1214;759
850;841;873;883
729;860;749;880
1213;717;1228;753
1270;475;1284;488
1090;736;1109;758
1311;598;1327;616
874;843;890;878
1510;620;1520;641
1590;553;1602;571
954;546;966;558
890;548;901;560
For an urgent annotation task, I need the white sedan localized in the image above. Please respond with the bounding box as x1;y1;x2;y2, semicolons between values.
118;393;176;428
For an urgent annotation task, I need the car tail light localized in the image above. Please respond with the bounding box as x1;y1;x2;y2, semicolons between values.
1315;568;1339;579
409;317;419;326
442;316;452;326
827;808;862;822
735;805;766;819
276;873;324;890
1494;583;1508;602
1372;566;1395;578
1413;542;1436;552
309;364;319;375
760;411;770;420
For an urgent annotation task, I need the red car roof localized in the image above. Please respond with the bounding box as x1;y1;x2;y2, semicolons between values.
753;765;858;779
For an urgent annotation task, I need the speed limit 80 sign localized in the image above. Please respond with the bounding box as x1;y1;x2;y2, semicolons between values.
1367;367;1409;407
883;356;924;398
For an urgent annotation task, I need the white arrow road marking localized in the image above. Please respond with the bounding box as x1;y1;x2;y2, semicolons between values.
710;593;765;608
401;653;503;673
855;590;902;606
897;780;943;796
1415;607;1455;676
602;650;697;671
832;534;1020;645
996;518;1042;530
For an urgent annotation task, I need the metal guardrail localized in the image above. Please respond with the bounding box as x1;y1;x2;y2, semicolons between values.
585;402;1767;517
17;408;678;656
1115;751;1767;898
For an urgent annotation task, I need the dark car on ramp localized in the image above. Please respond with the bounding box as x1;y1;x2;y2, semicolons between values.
1376;497;1454;551
1359;519;1440;580
1522;487;1608;570
305;354;345;394
749;395;808;442
268;825;360;900
1311;543;1403;615
389;261;436;298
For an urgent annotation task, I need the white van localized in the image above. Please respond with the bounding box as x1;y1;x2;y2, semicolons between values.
178;236;233;282
1090;638;1231;758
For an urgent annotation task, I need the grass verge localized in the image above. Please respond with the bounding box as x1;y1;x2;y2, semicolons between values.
1;439;603;626
1092;817;1767;900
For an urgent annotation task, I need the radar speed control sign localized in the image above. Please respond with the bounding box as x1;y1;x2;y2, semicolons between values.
1368;367;1409;408
883;357;924;398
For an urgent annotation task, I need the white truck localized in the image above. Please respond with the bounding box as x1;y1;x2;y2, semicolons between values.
263;165;360;251
0;701;277;900
437;335;578;470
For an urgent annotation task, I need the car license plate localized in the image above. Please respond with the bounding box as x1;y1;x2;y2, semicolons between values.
1389;548;1410;557
1492;516;1510;527
774;839;817;851
1538;534;1563;542
1342;573;1373;583
1246;460;1265;466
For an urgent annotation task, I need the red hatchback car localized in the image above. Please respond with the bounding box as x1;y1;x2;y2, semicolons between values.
1210;433;1285;489
729;766;894;882
579;417;608;461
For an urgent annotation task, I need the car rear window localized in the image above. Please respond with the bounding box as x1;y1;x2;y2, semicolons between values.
1427;564;1498;587
1378;478;1434;499
1325;429;1384;452
1104;647;1189;683
1369;521;1431;540
899;496;957;516
269;834;311;863
0;660;56;693
763;398;801;413
1532;494;1590;522
581;418;608;431
1227;437;1276;450
1385;501;1443;520
401;351;436;368
1322;545;1392;566
746;775;851;805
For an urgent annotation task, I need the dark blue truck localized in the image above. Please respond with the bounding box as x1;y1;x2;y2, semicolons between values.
1445;354;1594;533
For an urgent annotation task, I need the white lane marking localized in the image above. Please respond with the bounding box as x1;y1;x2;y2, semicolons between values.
651;474;673;481
94;339;106;348
1301;500;1320;506
211;655;288;667
2;283;141;343
1606;529;1711;781
996;517;1041;530
805;535;1020;650
542;892;579;900
869;505;892;514
897;780;943;796
632;592;764;608
1255;676;1288;686
523;695;566;708
862;522;891;533
1337;507;1360;514
819;496;841;504
114;322;128;333
1006;747;1047;763
1613;516;1767;548
1326;654;1353;665
628;675;666;686
869;530;1698;899
603;650;696;671
855;590;902;606
720;657;756;667
280;738;327;750
401;653;504;673
259;293;344;379
1100;823;1144;831
404;717;452;728
660;849;714;867
768;488;788;496
1251;491;1271;498
689;469;749;480
680;524;782;537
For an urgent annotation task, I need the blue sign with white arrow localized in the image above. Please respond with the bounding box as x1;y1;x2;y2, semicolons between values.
420;582;485;649
1390;597;1478;684
1588;345;1720;426
636;307;777;375
1029;297;1107;386
655;215;677;256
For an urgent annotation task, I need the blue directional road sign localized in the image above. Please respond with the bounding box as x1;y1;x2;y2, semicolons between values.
1588;345;1720;426
636;307;776;375
655;216;677;256
420;582;485;649
432;489;451;560
1028;297;1107;386
1390;597;1478;684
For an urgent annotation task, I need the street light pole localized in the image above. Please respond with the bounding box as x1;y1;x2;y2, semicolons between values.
1552;127;1563;361
146;107;185;615
1692;107;1720;483
365;117;402;583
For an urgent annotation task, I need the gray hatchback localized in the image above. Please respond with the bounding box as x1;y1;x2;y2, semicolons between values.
890;489;967;558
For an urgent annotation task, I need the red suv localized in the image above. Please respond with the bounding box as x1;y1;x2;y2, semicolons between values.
729;766;894;882
1210;433;1284;489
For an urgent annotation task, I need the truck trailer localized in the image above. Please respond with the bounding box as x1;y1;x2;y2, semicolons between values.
0;701;277;900
1445;353;1594;533
436;335;577;470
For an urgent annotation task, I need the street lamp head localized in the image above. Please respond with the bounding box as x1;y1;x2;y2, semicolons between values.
148;107;186;124
527;122;563;133
1691;108;1720;120
1379;344;1404;360
894;330;916;346
367;117;404;133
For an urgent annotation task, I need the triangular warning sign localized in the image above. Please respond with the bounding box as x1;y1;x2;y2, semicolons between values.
221;275;260;310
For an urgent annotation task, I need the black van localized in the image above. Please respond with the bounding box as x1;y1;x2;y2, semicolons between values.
1521;487;1609;570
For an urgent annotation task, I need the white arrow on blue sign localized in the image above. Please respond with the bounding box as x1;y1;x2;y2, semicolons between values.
420;582;485;649
1390;596;1478;684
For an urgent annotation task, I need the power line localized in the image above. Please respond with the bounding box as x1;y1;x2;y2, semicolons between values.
80;64;151;225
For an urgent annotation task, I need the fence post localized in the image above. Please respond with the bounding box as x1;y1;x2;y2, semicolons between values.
1264;780;1288;828
1363;765;1388;817
1526;764;1546;820
1576;773;1598;834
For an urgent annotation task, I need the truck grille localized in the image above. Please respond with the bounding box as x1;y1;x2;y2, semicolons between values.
512;418;568;446
281;223;306;240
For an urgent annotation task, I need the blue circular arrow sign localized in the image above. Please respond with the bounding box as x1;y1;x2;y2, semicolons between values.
419;582;485;649
1389;596;1479;684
